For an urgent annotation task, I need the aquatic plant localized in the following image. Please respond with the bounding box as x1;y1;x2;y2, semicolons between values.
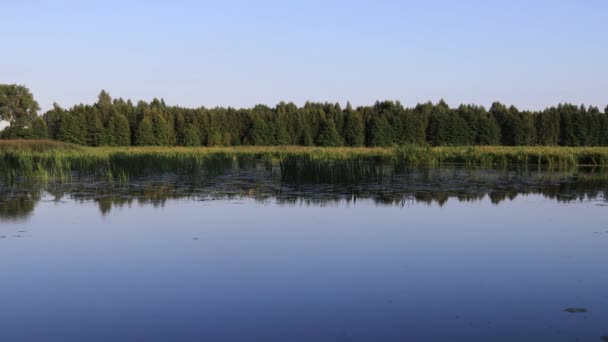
1;141;608;182
563;307;588;314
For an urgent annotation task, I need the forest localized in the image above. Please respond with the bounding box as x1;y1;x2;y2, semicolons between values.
1;84;608;147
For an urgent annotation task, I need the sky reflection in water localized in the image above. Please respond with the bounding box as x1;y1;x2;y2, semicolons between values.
0;166;607;341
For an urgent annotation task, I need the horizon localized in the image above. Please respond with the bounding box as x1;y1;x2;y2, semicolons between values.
1;1;607;114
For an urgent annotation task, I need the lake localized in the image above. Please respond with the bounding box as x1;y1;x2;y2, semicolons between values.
1;165;607;341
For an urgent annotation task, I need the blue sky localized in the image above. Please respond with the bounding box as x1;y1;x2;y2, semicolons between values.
1;0;607;112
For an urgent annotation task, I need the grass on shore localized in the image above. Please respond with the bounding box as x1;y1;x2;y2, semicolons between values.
2;139;608;181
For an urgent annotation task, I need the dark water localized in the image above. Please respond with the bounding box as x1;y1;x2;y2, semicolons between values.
1;166;607;341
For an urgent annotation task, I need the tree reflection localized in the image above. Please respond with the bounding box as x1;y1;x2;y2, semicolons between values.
1;166;606;221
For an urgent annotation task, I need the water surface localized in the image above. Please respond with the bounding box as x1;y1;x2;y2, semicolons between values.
1;166;607;341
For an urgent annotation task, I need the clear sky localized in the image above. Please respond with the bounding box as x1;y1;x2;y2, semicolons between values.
1;0;607;113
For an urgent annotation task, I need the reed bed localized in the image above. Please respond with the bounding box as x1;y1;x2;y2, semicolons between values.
1;140;608;182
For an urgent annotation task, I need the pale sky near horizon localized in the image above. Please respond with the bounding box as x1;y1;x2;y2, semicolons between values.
1;0;607;114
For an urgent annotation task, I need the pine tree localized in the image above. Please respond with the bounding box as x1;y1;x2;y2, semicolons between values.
22;89;608;147
251;118;273;145
43;103;64;140
600;109;608;146
476;109;501;145
84;106;105;146
558;104;579;146
536;108;560;145
316;119;342;147
136;117;155;146
175;112;186;145
519;111;537;145
368;116;393;147
183;124;201;146
32;117;48;139
107;112;131;146
152;113;170;145
96;90;112;126
342;103;364;146
586;106;601;146
274;120;290;146
426;100;451;146
57;112;85;144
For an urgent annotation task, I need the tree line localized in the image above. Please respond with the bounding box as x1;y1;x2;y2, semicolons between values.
1;84;607;147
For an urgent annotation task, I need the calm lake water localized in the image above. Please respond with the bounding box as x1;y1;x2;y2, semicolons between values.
1;166;607;341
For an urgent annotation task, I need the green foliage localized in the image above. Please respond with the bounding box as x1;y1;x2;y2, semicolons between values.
3;85;608;148
316;119;342;147
1;125;33;139
401;104;428;145
300;129;314;146
136;117;155;146
251;118;275;145
0;84;40;128
83;106;105;146
96;90;112;125
3;144;608;184
43;103;63;140
274;120;290;145
107;112;130;146
151;113;170;145
476;110;501;145
32;117;48;139
426;100;454;146
536;108;560;145
183;124;201;146
342;103;364;146
368;116;394;147
174;112;186;145
57;108;86;145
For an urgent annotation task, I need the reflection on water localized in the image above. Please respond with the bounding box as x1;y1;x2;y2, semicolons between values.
1;165;607;221
1;165;608;341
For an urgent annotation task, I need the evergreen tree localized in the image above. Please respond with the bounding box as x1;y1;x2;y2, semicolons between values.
575;105;590;145
175;112;186;145
300;129;314;146
426;100;451;146
454;105;476;145
136;117;155;146
368;116;393;147
83;106;105;146
447;110;470;145
476;109;501;145
251;118;273;145
276;102;299;145
586;106;601;146
404;104;430;145
316;119;342;147
4;83;605;147
32;117;48;139
342;103;364;146
600;109;608;146
96;90;112;126
490;102;513;145
558;104;580;146
57;111;85;144
43;103;64;140
152;113;170;145
183;124;201;146
536;108;560;145
274;120;290;145
107;112;131;146
519;111;537;145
